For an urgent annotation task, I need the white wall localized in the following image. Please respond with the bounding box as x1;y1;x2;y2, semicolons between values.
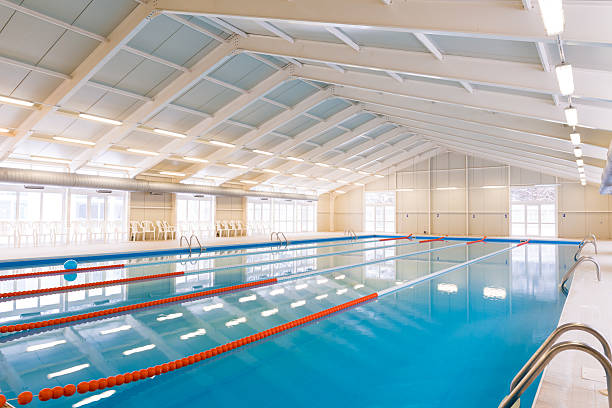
215;196;245;222
327;151;611;239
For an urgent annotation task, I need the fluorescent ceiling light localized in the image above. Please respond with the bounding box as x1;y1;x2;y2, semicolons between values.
240;180;258;185
337;179;348;183
127;148;159;156
555;64;574;96
565;107;578;127
73;390;116;408
183;156;208;163
286;156;303;162
203;303;223;312
100;325;132;335
47;363;90;379
179;328;206;341
581;179;587;186
156;313;183;321
292;173;307;178
315;293;328;300
261;308;278;317
338;167;351;172
79;113;122;126
27;340;66;352
396;188;414;192
209;140;235;148
0;127;9;133
291;300;306;308
159;171;185;177
336;288;348;295
153;128;186;138
357;171;371;175
483;286;506;300
569;132;580;146
437;283;458;294
354;182;364;186
374;174;384;178
227;163;247;169
103;164;134;171
262;168;280;174
317;177;329;181
336;190;346;194
225;316;247;327
0;95;34;107
30;155;71;164
122;344;156;356
537;0;565;35
436;187;458;190
576;159;584;166
481;185;506;189
253;149;273;156
315;162;329;167
574;147;582;158
52;136;95;146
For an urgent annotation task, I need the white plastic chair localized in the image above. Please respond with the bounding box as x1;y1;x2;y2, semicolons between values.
51;222;69;245
129;221;142;241
163;220;177;240
71;221;90;243
140;220;156;240
0;221;16;246
16;222;38;247
89;220;106;241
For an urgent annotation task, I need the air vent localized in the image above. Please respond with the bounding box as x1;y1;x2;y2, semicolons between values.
96;189;112;194
194;194;204;198
24;185;44;190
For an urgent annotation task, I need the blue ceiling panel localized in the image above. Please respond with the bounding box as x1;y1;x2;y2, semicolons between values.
307;98;351;120
209;53;277;91
340;112;377;130
229;100;284;127
264;79;318;107
174;79;240;114
274;115;318;137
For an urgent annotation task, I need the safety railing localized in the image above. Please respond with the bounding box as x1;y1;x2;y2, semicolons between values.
179;234;204;258
498;340;612;408
344;229;357;240
575;233;598;261
510;323;611;392
560;256;600;295
270;231;288;247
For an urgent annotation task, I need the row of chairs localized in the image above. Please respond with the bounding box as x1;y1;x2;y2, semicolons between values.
247;221;273;235
129;220;177;241
177;220;249;238
0;220;127;247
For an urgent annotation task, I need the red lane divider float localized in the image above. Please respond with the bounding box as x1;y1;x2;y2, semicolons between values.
0;278;278;334
517;240;530;247
419;235;447;243
0;292;378;405
466;236;487;245
0;264;125;281
379;234;413;242
0;271;185;299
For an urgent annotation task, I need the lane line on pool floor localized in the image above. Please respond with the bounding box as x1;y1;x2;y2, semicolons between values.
0;238;426;298
0;241;527;406
0;240;468;331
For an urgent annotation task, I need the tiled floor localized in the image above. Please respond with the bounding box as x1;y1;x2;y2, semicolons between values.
532;241;612;408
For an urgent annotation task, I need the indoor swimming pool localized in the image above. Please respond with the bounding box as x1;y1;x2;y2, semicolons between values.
0;236;579;407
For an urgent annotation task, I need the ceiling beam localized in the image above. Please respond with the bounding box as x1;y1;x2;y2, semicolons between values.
333;87;609;159
206;16;248;37
413;33;443;61
70;40;235;170
174;88;331;177
292;64;612;131
535;41;551;72
234;36;612;103
133;68;292;176
155;0;612;45
325;27;360;51
0;2;155;161
256;20;294;43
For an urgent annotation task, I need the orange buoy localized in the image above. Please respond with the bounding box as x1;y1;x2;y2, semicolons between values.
97;378;107;390
51;386;63;399
63;384;76;397
107;377;116;388
115;374;125;385
77;382;89;394
38;388;52;402
17;391;33;405
0;394;6;405
88;380;98;392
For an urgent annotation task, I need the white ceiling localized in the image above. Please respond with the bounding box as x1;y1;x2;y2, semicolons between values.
0;0;609;195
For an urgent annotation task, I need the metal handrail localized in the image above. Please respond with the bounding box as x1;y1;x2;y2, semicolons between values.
270;232;278;242
510;323;612;391
189;234;203;255
179;235;192;257
279;232;288;246
575;233;598;260
560;256;600;295
499;341;612;408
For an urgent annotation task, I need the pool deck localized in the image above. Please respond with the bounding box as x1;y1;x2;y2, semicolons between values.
532;241;611;408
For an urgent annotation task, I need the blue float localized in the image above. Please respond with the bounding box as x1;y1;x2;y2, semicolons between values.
63;259;78;281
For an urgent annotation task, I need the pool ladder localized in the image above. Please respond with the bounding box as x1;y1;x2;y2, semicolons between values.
498;323;612;408
344;229;357;240
270;231;288;247
574;233;598;261
179;234;204;257
560;256;600;295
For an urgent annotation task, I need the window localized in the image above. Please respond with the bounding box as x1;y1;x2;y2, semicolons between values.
510;185;557;237
247;198;316;234
365;191;396;233
176;194;215;233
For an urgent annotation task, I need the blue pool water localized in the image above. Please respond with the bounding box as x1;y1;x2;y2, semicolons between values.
0;238;577;407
